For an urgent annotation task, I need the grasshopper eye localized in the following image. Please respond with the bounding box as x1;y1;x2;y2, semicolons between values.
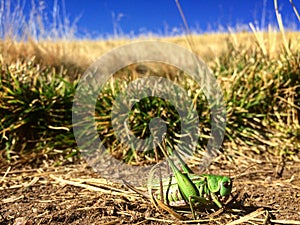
222;181;231;188
219;179;232;196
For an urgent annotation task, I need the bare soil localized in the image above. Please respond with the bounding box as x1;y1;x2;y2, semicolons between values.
1;152;300;225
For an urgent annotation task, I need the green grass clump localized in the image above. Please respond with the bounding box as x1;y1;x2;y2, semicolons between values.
0;58;77;162
94;69;211;164
215;40;300;156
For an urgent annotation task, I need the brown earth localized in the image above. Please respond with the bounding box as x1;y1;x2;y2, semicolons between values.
1;151;300;225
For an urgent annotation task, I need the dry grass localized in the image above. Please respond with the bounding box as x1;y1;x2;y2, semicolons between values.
1;150;300;224
1;31;299;68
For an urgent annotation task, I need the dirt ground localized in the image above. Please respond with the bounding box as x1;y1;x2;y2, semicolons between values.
1;151;300;225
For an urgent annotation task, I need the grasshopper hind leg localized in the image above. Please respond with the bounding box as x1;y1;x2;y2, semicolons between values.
148;162;188;220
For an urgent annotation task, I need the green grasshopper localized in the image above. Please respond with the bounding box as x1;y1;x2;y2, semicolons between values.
148;142;232;219
124;142;232;220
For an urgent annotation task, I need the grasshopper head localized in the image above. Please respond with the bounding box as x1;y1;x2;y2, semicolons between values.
205;175;232;196
219;176;232;196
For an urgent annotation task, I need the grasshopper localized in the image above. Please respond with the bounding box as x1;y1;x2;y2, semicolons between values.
124;141;232;220
148;142;232;219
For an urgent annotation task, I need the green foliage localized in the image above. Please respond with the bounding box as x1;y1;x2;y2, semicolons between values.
94;73;211;164
215;42;300;155
0;59;77;160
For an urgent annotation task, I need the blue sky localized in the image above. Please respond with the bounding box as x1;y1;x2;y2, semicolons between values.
23;0;300;38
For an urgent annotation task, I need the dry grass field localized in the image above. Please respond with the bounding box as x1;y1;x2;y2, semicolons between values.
1;31;299;67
